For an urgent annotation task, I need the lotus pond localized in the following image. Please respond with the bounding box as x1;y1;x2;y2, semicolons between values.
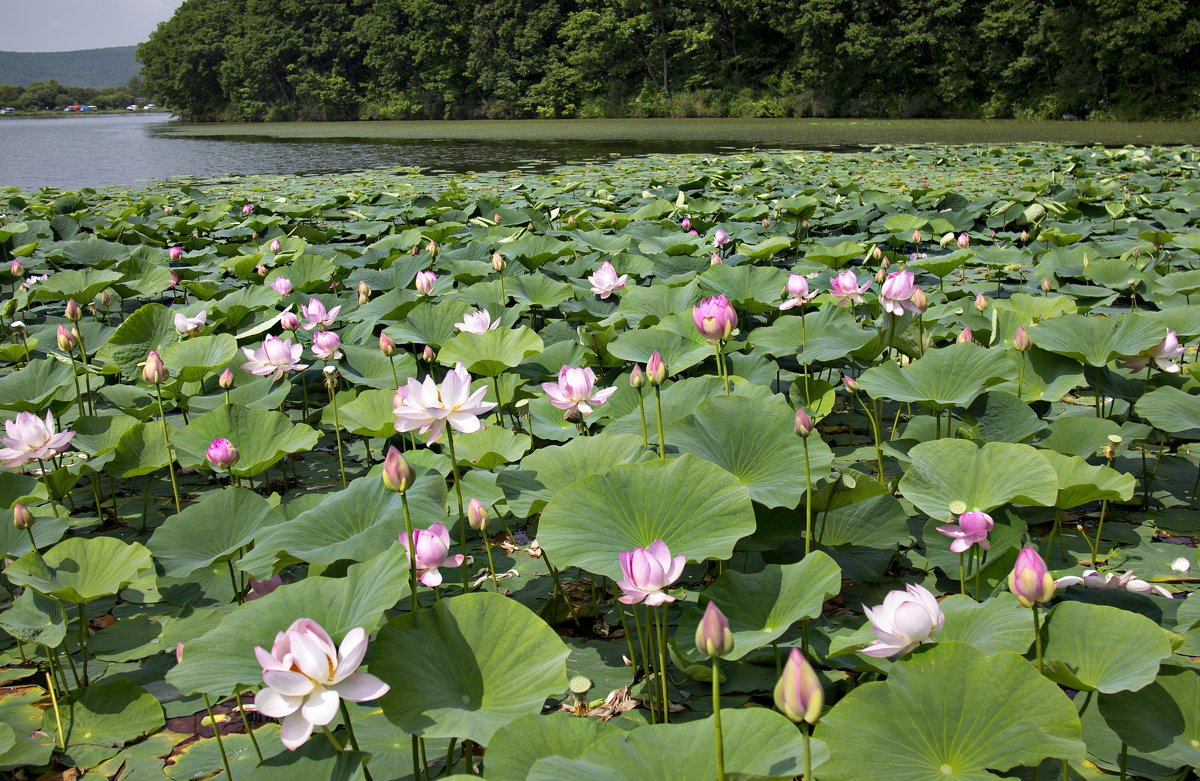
0;144;1199;780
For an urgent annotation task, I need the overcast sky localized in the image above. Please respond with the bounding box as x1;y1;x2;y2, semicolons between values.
0;0;186;52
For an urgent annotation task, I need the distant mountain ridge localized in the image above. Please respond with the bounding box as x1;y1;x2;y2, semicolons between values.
0;46;139;88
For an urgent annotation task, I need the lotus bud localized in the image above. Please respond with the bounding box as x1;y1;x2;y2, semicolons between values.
422;345;435;363
491;252;506;272
280;311;301;331
910;287;927;313
1020;230;1029;244
425;239;438;257
694;601;734;659
681;218;691;231
774;648;823;725
10;321;23;332
175;642;184;663
415;270;437;295
219;368;234;389
467;498;489;531
169;271;182;289
794;407;814;437
630;365;645;389
762;218;771;228
1013;326;1031;351
12;503;33;530
382;445;414;493
939;232;955;249
710;252;723;265
843;374;859;393
957;233;970;249
1041;277;1052;292
975;292;988;311
98;290;112;307
874;268;887;284
912;230;922;244
410;244;419;255
379;332;396;356
870;245;883;261
1008;546;1056;607
1171;556;1191;575
143;349;168;385
957;328;973;344
56;324;76;352
358;280;371;305
206;438;240;469
566;215;575;226
713;228;729;248
169;245;183;261
494;213;502;224
64;298;81;322
242;204;253;215
646;349;667;386
270;238;281;254
9;260;23;277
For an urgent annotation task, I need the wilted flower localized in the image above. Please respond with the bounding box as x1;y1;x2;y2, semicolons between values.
300;298;340;331
253;618;390;751
142;350;169;385
541;365;616;419
455;308;500;334
393;363;496;445
936;510;993;553
774;648;822;725
1008;546;1056;607
173;310;206;335
1055;569;1172;598
206;438;240;470
1171;556;1192;575
779;274;819;310
169;246;183;262
713;228;730;248
246;574;283;600
268;276;293;296
693;295;737;341
829;271;871;306
400;522;465;587
879;270;920;316
616;540;685;606
1121;330;1184;373
414;270;437;295
694;601;734;659
0;411;75;468
311;331;343;361
241;335;308;381
861;583;944;658
588;260;628;299
646;349;667;386
467;497;489;531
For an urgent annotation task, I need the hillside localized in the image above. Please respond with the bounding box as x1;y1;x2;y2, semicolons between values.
0;46;139;88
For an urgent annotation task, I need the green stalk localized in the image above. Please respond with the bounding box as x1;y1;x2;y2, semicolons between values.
803;724;814;781
656;605;670;723
1032;604;1044;674
636;388;648;448
74;329;95;414
653;385;666;459
712;657;726;781
857;397;886;484
234;688;263;763
802;436;814;555
388;355;398;388
959;552;966;596
227;559;244;605
339;701;374;781
36;458;60;518
203;693;234;780
1017;351;1026;399
328;381;347;487
1091;499;1109;566
444;427;469;591
444;737;458;775
46;670;64;749
154;385;182;513
400;492;419;611
617;604;638;675
633;604;654;720
76;603;90;686
67;352;85;418
716;341;729;395
482;531;499;593
412;735;422;781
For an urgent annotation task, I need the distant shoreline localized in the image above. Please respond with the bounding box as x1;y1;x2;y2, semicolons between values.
0;110;171;119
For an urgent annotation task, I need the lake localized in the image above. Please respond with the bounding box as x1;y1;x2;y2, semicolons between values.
3;113;1200;191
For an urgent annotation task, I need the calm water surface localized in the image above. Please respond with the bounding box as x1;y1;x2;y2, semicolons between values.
3;113;1200;191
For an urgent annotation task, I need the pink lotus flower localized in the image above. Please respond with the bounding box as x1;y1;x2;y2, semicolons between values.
1008;546;1056;607
936;510;993;553
774;648;823;725
1121;330;1184;373
957;233;970;249
1055;569;1172;598
168;271;182;289
393;363;496;445
311;331;343;361
0;411;75;468
713;229;730;248
454;308;500;334
9;260;22;276
616;540;685;606
779;274;819;310
241;335;308;381
588;260;628;299
541;365;616;419
693;295;737;341
415;271;437;295
173;310;206;335
300;298;340;331
169;246;183;261
246;574;283;600
270;238;281;254
268;276;293;296
879;270;920;315
242;204;254;216
206;438;240;469
253;618;390;751
829;270;871;305
694;601;734;659
400;522;465;587
861;583;944;657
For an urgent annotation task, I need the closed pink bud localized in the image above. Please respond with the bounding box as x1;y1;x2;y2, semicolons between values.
219;368;234;389
242;204;253;215
710;252;723;265
169;271;182;289
382;445;415;493
13;503;33;530
975;293;988;311
64;298;81;322
422;345;435;363
175;642;184;663
169;246;183;262
871;245;883;261
774;648;823;725
681;218;691;231
270;238;281;254
142;349;168;385
1013;326;1031;351
1009;546;1056;607
795;407;814;437
762;218;770;228
912;230;922;244
56;324;76;352
693;295;737;341
910;287;927;313
280;311;300;331
1041;277;1052;292
713;228;729;248
646;349;666;386
206;438;240;469
9;260;23;277
694;601;734;658
1021;230;1030;244
957;233;970;249
957;328;973;344
425;239;438;256
98;291;112;307
843;374;859;393
630;365;645;388
491;252;506;272
415;271;437;295
379;332;396;356
467;498;489;531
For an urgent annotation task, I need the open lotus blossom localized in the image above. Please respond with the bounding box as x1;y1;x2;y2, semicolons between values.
588;260;628;299
241;335;309;381
400;522;464;587
542;365;616;419
693;294;737;341
1055;569;1172;598
1121;330;1184;373
879;269;920;315
935;510;994;553
861;583;944;658
173;310;206;335
455;308;501;334
311;331;343;361
0;411;75;468
253;618;390;751
393;362;496;445
712;228;729;248
414;270;437;295
616;540;686;606
300;298;340;331
268;276;292;296
779;274;819;310
829;270;872;305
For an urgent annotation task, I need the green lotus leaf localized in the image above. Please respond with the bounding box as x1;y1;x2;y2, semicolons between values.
958;391;1045;443
910;249;970;279
503;433;655;516
453;425;529;469
747;305;874;365
384;299;473;348
615;280;700;327
1041;451;1136;509
638;234;705;256
438;326;543;376
325;388;396;438
1136;385;1200;434
1041;600;1175;693
990;347;1085;403
499;234;576;269
858;342;1012;410
1027;314;1163;367
815;493;908;549
1098;666;1200;768
0;358;76;412
160;726;289;779
671;394;833;508
882;214;928;233
697;262;786;310
527;708;821;781
5;536;154;603
40;679;163;771
167;545;409;697
677;552;841;660
375;592;569;744
603;376;773;441
1035;415;1122;458
606;327;712;374
69;414;140;459
106;420;172;478
485;713;619;781
0;688;54;771
161;333;237;383
538;454;756;579
173;405;319;477
35;269;124;302
507;273;574;309
0;588;66;647
935;593;1035;655
815;642;1085;781
97;302;182;379
338;343;417;390
149;487;285;577
899;439;1058;518
0;505;67;560
113;256;172;298
804;240;864;267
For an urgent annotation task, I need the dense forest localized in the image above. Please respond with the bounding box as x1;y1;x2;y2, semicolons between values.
137;0;1200;122
0;46;139;88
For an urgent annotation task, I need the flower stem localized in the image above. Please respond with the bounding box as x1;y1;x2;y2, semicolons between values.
653;385;666;459
400;492;419;611
46;671;64;749
616;603;638;675
1032;603;1043;674
635;388;648;449
716;341;729;395
76;603;89;686
802;437;814;555
633;604;654;720
234;689;263;763
338;701;374;781
1091;499;1109;566
656;605;670;723
36;459;60;518
67;353;86;419
482;531;499;593
154;384;182;513
203;693;234;780
959;552;966;596
858;396;886;485
1017;351;1026;399
329;383;347;488
803;723;814;781
444;428;468;591
712;657;725;781
321;724;344;751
